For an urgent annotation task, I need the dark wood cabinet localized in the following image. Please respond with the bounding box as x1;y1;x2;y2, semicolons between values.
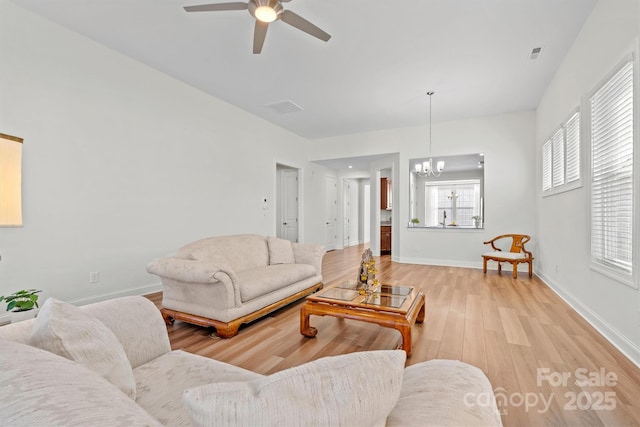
381;226;391;254
380;177;392;210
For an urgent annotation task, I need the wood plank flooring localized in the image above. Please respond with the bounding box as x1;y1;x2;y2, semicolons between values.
146;244;640;427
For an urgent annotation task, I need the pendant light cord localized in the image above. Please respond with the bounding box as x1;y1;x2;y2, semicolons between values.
427;91;434;155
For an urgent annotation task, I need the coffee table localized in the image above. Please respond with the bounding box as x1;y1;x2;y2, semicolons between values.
300;282;425;356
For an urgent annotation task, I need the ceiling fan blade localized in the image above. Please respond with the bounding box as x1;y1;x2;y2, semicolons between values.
184;3;248;12
281;10;331;42
253;20;268;54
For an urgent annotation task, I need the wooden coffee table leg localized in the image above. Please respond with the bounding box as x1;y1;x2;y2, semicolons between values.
396;323;413;357
300;302;318;337
416;294;426;323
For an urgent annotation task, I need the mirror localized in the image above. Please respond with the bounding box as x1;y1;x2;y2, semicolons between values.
409;153;484;229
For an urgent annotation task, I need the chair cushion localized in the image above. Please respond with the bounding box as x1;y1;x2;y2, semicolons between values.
134;350;262;427
267;236;295;265
387;359;502;426
236;264;317;302
483;251;526;260
29;297;137;400
0;339;161;427
183;350;406;427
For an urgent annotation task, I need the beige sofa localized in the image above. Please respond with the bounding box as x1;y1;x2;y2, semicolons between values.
0;296;502;426
146;234;324;338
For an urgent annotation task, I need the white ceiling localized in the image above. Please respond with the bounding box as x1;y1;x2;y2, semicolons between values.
11;0;597;140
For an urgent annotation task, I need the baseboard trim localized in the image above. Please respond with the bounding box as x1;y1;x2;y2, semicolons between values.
68;283;163;306
537;271;640;368
394;257;531;273
0;282;163;325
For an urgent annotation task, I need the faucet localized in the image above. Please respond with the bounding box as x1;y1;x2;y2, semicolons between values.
440;211;447;228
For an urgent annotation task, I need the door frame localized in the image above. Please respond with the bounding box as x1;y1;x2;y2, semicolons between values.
276;163;301;243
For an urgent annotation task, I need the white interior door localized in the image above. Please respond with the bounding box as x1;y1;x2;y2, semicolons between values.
348;180;359;245
363;183;370;243
325;176;337;251
343;180;350;247
280;169;298;242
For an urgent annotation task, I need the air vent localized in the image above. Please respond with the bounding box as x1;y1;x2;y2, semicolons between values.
529;46;542;60
265;100;304;114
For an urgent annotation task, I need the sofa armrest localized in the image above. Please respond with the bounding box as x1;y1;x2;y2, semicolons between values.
292;243;325;277
147;258;242;308
147;257;234;284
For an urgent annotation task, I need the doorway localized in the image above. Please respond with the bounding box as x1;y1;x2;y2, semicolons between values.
276;164;299;243
325;175;337;250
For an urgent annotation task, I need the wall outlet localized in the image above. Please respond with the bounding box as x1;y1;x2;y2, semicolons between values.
89;272;99;283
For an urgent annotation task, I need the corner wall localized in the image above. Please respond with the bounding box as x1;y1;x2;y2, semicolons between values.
535;0;640;365
0;0;328;317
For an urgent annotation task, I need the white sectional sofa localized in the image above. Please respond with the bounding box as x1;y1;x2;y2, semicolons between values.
146;234;324;338
0;295;503;426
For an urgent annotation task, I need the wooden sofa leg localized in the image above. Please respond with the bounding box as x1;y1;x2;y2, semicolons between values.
160;309;175;326
528;260;533;278
512;262;518;279
483;258;487;274
213;322;240;339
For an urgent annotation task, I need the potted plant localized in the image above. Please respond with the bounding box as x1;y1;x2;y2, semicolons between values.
0;288;42;323
472;216;482;228
410;218;420;227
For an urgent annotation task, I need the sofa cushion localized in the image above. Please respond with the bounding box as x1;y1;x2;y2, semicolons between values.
178;234;269;273
386;359;503;427
236;263;317;302
134;350;262;427
183;350;406;427
29;297;137;400
267;236;295;265
0;339;161;427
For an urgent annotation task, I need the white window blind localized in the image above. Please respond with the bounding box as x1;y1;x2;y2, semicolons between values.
590;60;634;275
552;128;565;187
565;112;581;183
542;140;552;192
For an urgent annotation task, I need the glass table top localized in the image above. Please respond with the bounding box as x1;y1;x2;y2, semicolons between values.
312;282;414;309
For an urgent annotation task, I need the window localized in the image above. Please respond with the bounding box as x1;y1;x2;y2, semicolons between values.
542;111;581;195
552;128;565;187
424;180;481;227
542;140;552;191
565;112;581;183
0;133;23;227
590;60;634;281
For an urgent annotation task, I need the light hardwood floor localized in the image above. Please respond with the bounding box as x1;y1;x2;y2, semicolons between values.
147;244;640;427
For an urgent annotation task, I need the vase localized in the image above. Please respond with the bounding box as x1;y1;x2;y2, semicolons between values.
10;309;38;324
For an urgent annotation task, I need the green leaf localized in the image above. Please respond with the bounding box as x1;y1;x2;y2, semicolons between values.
6;301;16;311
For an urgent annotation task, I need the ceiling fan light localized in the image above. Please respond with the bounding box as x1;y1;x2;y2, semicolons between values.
255;5;277;22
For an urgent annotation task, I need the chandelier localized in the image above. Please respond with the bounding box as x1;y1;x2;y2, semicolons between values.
414;91;444;177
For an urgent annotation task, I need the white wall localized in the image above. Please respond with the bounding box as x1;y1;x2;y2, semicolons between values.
311;110;537;267
0;0;328;317
536;0;640;365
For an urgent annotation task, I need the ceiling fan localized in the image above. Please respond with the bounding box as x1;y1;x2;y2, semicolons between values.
184;0;331;54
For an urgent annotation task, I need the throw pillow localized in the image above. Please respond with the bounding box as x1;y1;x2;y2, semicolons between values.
29;297;137;400
183;350;406;427
0;339;161;426
267;236;295;265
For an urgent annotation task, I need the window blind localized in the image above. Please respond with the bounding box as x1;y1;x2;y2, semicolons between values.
565;112;581;183
542;140;552;192
590;61;634;274
552;128;565;187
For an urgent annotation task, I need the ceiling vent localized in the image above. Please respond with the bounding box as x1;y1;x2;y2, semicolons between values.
266;100;304;114
529;47;542;60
